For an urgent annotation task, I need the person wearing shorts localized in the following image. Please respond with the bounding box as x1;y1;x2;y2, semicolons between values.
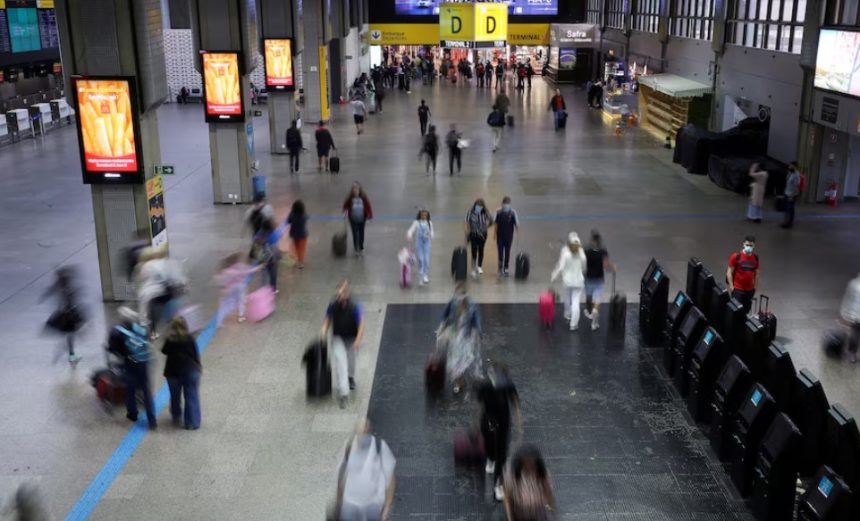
351;98;367;135
584;230;614;331
314;120;335;172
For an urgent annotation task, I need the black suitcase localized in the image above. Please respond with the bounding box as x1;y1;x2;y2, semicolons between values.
823;330;846;358
302;341;332;397
558;111;567;129
755;295;778;342
609;272;627;332
506;114;514;127
452;247;468;281
425;351;446;396
332;231;347;257
514;253;530;280
329;152;340;174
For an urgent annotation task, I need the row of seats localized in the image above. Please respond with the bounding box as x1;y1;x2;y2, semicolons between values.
638;258;860;521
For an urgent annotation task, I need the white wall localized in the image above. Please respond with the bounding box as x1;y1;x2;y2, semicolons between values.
345;27;360;85
664;37;714;84
628;32;663;71
716;45;804;163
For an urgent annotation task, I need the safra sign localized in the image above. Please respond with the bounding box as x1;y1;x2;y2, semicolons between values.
439;2;508;49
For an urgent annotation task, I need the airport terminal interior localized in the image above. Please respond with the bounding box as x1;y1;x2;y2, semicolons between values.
2;0;860;520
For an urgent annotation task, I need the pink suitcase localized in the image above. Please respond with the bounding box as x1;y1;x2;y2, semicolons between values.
246;287;275;322
539;290;555;328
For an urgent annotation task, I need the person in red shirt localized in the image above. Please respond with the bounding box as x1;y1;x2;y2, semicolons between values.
548;89;566;131
726;235;760;315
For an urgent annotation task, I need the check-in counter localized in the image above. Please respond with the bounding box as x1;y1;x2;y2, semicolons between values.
50;99;74;123
0;117;7;140
6;109;32;141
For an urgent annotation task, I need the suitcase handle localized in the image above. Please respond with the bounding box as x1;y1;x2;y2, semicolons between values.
758;294;769;314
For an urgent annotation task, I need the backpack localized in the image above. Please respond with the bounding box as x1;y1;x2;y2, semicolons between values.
487;111;503;127
468;211;488;237
115;324;151;363
249;208;265;234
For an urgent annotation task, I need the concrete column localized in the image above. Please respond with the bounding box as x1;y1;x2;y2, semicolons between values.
55;0;168;301
189;0;258;204
301;0;331;124
794;0;826;202
260;0;298;154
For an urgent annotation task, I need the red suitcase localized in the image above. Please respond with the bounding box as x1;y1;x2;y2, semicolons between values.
539;290;555;328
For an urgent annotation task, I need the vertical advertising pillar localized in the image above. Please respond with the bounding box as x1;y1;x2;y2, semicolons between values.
259;0;298;154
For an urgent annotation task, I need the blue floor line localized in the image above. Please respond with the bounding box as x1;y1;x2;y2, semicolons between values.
64;317;219;521
307;211;860;222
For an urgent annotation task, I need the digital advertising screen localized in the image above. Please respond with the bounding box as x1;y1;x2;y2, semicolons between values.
814;28;860;98
72;76;144;184
396;0;557;16
263;38;295;91
202;51;244;123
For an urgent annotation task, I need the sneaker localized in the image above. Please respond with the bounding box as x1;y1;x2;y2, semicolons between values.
472;269;478;279
563;313;571;321
477;267;483;275
338;396;348;409
237;315;246;323
68;354;82;364
349;377;356;390
485;460;495;474
494;484;504;501
583;310;593;320
423;275;429;284
591;320;600;331
570;322;578;331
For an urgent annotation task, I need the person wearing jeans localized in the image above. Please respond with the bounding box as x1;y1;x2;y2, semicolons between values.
549;89;566;131
465;199;494;278
342;182;373;256
407;209;434;285
108;309;157;430
494;197;519;277
161;317;202;429
321;280;365;409
551;232;587;331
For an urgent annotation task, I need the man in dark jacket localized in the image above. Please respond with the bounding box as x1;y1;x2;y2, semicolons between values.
286;120;303;174
314;120;336;172
487;106;506;152
446;124;463;176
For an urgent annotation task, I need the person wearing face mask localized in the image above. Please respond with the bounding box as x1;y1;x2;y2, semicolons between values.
494;196;519;278
407;209;434;285
465;199;494;278
726;236;760;315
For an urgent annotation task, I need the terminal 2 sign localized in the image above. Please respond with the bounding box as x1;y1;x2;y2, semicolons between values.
439;2;508;49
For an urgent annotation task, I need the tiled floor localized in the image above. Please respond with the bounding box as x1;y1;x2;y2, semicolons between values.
0;75;858;519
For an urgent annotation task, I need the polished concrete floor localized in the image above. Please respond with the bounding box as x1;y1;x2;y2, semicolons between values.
0;76;858;520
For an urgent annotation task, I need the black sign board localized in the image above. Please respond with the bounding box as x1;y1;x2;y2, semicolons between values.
0;11;11;54
821;97;839;124
37;9;59;49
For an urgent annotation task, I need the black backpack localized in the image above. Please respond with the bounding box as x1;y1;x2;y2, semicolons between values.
249;208;265;234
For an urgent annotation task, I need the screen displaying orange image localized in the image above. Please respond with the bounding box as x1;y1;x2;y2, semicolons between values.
203;52;242;116
264;39;294;89
75;79;138;173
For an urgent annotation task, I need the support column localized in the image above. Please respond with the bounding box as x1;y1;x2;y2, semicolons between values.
301;0;331;124
260;0;298;154
56;0;168;301
189;0;258;204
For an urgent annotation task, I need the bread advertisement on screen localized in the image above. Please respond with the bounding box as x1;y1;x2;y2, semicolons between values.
202;51;244;122
264;39;295;91
72;77;143;183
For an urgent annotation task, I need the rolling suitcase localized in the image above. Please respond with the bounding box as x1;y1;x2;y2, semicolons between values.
514;252;530;280
755;295;778;342
558;111;568;129
302;340;332;397
823;330;846;358
539;290;555;328
92;368;126;409
246;286;276;322
329;150;340;174
451;247;468;281
425;351;446;396
609;272;627;332
506;114;514;127
332;222;348;258
453;428;485;466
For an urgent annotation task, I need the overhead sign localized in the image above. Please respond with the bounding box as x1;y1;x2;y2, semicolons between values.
263;38;295;91
368;24;439;45
202;51;245;123
439;2;507;49
508;23;550;46
550;24;597;48
71;76;144;184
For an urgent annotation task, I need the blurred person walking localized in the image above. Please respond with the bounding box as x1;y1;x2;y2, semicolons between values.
286;120;303;174
342;183;374;256
479;363;523;502
162;316;202;429
331;419;396;521
747;163;768;222
841;273;860;363
583;230;615;331
488;105;506;152
446;124;463;176
549;88;566;131
135;246;187;339
351;97;367;135
439;284;482;394
108;307;157;429
321;280;365;408
286;200;309;269
245;192;274;236
494;89;511;115
420;124;440;174
551;232;587;331
417;99;431;136
407;208;434;285
503;445;556;521
465;199;494;278
494;197;519;277
42;266;86;364
250;219;285;293
214;252;260;326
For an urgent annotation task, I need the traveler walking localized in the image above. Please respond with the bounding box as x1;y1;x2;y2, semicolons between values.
161;316;202;430
351;97;367;135
286;200;309;269
246;192;274;236
108;307;157;429
551;232;587;331
502;445;556;520
286;120;303;174
487;105;506;152
315;120;336;172
374;81;385;113
214;253;260;326
420;125;439;174
135;246;187;338
485;60;494;88
525;60;535;89
494;89;511;115
494;196;519;277
250;219;284;293
446;124;463;176
583;230;615;331
586;79;594;106
407;208;434;285
782;162;802;229
726;235;759;315
549;88;566;131
342;182;374;256
332;419;396;521
41;266;86;364
516;62;526;90
465;199;494;278
477;61;485;87
841;273;860;363
439;284;482;393
495;61;504;87
417;99;431;136
746;163;768;222
321;280;365;408
479;363;523;502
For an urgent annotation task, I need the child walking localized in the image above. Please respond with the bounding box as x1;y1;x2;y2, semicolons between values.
214;253;260;326
407;208;434;285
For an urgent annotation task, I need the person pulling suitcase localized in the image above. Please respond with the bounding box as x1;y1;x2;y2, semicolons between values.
478;363;523;502
320;280;365;409
584;230;616;331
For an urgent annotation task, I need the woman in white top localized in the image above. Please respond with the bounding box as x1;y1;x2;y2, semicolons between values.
551;232;587;331
406;209;434;285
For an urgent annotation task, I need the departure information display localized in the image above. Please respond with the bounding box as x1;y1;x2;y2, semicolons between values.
0;0;60;54
396;0;557;16
37;7;57;49
0;10;10;54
